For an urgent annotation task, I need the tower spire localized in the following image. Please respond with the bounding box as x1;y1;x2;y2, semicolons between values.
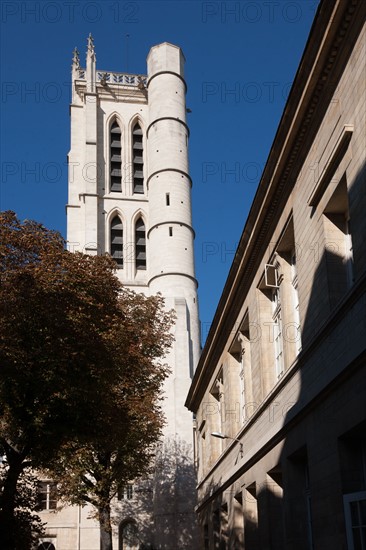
71;47;80;102
72;47;80;68
87;33;95;58
86;33;96;93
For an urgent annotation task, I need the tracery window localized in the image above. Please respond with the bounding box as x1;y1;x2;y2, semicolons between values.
135;218;146;270
111;215;123;267
110;121;122;192
132;123;143;194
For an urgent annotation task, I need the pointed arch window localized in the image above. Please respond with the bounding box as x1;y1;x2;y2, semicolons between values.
119;520;139;550
132;122;144;194
110;121;122;192
111;216;123;267
135;218;146;270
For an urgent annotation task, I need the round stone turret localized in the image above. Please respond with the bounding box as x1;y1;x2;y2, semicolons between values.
147;44;197;300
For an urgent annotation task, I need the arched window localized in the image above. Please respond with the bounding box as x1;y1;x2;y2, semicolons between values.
111;216;123;267
135;218;146;270
119;521;139;550
110;121;122;192
132;122;144;194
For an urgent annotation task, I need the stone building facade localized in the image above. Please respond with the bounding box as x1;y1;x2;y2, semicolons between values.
38;39;200;550
186;1;366;548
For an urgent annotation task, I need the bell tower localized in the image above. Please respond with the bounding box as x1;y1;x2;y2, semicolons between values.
65;37;200;549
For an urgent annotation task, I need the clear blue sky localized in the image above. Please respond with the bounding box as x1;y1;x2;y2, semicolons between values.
0;0;319;343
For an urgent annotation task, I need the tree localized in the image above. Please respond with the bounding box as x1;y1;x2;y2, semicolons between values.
49;289;175;550
0;211;174;549
0;460;45;549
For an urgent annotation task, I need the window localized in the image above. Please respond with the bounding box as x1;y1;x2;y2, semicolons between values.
287;448;313;549
110;121;122;192
135;218;146;270
291;251;302;355
132;123;143;194
119;484;134;500
38;482;57;511
339;425;366;550
239;347;246;419
259;262;285;387
210;369;225;460
166;193;170;206
239;319;251;423
272;286;284;380
229;313;253;425
111;216;123;267
37;544;55;550
200;430;206;475
119;521;139;550
344;492;366;550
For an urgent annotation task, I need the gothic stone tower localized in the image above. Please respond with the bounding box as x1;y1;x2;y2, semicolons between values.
64;36;200;549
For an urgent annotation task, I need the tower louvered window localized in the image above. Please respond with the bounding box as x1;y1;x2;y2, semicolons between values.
135;218;146;270
110;121;122;192
111;216;123;267
132;123;144;194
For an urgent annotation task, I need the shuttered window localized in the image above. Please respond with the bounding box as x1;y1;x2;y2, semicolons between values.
110;121;122;192
132;123;144;194
135;218;146;270
111;216;123;267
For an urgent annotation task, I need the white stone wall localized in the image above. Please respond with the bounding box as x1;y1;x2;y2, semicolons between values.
48;40;200;549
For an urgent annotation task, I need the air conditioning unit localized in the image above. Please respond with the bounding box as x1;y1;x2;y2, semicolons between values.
265;264;279;288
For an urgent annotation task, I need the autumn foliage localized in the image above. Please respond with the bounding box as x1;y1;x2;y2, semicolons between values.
0;211;174;549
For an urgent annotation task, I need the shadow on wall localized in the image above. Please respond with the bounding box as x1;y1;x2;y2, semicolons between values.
115;436;199;550
275;158;366;550
202;160;366;550
199;474;269;549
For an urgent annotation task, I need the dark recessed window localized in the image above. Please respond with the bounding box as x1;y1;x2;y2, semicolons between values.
110;121;122;192
111;216;123;267
132;123;144;194
135;218;146;270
